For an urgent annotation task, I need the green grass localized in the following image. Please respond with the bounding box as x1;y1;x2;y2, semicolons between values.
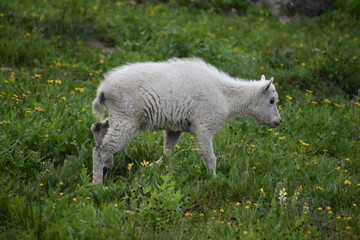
0;0;359;239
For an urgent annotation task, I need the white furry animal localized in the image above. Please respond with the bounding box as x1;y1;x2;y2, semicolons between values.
91;58;281;185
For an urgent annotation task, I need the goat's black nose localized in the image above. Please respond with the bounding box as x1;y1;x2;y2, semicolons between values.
274;119;282;127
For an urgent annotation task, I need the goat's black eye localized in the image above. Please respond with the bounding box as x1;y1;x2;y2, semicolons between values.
270;99;275;104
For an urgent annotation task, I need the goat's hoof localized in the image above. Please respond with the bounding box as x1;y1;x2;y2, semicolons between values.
92;179;103;186
103;167;110;175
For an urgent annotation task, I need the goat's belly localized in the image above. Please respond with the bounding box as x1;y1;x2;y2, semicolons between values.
139;99;195;132
139;112;192;132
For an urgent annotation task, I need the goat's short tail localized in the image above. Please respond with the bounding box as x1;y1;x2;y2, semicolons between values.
92;91;105;121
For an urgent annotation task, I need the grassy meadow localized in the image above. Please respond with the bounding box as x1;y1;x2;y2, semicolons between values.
0;0;359;239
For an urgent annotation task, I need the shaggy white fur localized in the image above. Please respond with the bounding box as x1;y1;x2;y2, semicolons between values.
91;58;281;185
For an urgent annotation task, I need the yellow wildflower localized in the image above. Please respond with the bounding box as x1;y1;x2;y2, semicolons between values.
323;99;331;104
140;160;149;166
34;74;41;78
184;212;192;217
74;88;84;92
35;106;44;112
344;180;351;185
298;139;310;147
305;90;313;94
39;183;45;187
72;197;77;202
301;62;306;67
285;95;293;100
116;2;125;7
316;186;324;191
192;148;199;151
311;101;317;105
260;188;265;196
278;136;286;140
299;43;304;48
59;181;64;186
127;163;134;170
243;231;249;235
114;203;118;207
59;192;64;196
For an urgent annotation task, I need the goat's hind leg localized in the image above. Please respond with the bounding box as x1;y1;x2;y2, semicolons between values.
163;131;182;155
154;131;182;166
92;117;138;185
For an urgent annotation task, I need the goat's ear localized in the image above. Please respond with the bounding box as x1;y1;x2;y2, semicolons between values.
261;75;266;81
262;78;273;92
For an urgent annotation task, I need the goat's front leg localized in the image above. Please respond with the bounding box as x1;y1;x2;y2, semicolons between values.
92;117;138;185
91;120;114;171
195;132;217;178
92;146;111;185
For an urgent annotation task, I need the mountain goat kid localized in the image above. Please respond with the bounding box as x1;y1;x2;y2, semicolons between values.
91;58;281;185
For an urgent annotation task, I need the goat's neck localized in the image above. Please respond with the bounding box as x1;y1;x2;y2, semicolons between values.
221;80;259;119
